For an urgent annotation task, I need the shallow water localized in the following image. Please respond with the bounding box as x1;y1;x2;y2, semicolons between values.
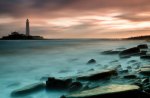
0;39;149;98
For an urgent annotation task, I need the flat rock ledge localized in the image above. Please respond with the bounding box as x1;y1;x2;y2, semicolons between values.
140;68;150;75
62;84;140;98
77;69;117;80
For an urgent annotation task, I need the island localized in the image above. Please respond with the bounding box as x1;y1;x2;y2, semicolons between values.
1;32;43;40
1;19;44;40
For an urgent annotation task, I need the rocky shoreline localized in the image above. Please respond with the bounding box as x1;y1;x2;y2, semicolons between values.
11;44;150;98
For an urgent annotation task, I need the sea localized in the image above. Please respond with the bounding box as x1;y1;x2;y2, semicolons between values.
0;39;149;98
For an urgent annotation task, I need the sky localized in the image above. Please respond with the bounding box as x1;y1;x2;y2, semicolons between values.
0;0;150;39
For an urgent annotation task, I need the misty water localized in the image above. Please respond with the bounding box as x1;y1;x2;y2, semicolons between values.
0;39;149;98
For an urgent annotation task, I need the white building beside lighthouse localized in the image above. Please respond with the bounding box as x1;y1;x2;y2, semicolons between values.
26;19;30;36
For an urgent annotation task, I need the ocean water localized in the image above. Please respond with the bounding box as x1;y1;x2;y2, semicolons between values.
0;39;149;98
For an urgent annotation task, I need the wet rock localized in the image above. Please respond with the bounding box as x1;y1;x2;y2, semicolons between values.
11;82;45;96
141;78;149;84
119;47;140;58
140;91;150;97
140;68;150;75
85;82;100;90
87;59;96;64
140;51;147;55
143;84;150;93
62;84;140;98
140;55;150;59
46;77;72;89
144;88;150;93
101;50;120;55
141;65;150;68
68;82;83;92
77;69;117;81
137;44;148;49
132;79;143;88
123;74;137;79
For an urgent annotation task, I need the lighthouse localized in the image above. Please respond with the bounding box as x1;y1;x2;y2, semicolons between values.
26;19;30;36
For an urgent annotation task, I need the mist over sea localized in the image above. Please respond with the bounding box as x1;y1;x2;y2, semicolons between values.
0;39;148;98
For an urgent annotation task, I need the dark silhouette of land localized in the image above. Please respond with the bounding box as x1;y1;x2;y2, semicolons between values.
125;35;150;40
1;32;43;40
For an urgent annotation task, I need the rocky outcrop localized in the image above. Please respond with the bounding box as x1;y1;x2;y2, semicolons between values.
119;47;140;58
61;84;140;98
68;82;83;92
46;77;72;89
140;68;150;75
123;74;137;79
140;55;150;59
11;82;45;96
137;44;148;49
141;65;150;68
77;69;117;81
87;59;96;64
101;50;120;55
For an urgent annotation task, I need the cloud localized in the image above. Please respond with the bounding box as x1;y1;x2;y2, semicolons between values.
0;0;150;18
0;0;150;38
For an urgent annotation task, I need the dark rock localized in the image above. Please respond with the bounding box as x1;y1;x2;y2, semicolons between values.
141;78;149;84
101;50;120;55
77;69;117;81
137;44;148;49
82;82;99;90
140;91;150;97
46;77;72;89
141;65;150;68
132;79;143;88
11;82;45;96
140;51;147;55
62;84;140;98
144;89;150;93
86;83;100;90
140;55;150;59
143;84;150;93
119;47;140;58
140;68;150;75
68;82;83;92
87;59;96;64
123;74;137;79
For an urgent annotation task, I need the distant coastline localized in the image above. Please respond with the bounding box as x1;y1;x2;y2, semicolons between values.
124;35;150;41
0;32;150;40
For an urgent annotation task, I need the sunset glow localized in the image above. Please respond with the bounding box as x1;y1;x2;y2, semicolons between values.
0;0;150;38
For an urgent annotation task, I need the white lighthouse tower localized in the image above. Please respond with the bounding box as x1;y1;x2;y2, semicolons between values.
26;19;30;36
